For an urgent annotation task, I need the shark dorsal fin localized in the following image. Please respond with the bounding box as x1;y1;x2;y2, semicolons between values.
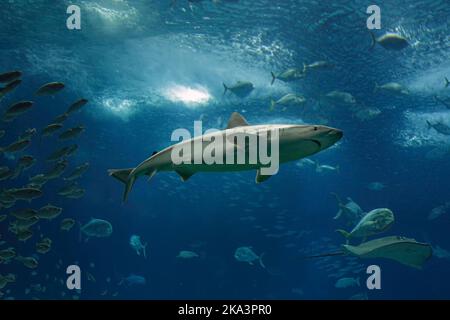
226;112;249;129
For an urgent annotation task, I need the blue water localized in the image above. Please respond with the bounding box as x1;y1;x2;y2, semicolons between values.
1;0;450;300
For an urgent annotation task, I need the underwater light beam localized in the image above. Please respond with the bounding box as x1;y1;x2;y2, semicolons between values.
164;85;211;106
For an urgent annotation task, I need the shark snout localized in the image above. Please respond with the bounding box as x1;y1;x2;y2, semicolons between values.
315;126;343;149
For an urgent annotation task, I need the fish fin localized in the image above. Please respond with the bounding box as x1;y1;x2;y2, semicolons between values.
270;72;276;85
226;112;249;129
259;252;266;269
369;31;376;50
108;168;133;184
373;82;379;93
333;209;343;220
302;63;307;73
445;77;449;88
255;169;272;183
108;168;140;202
223;83;228;96
426;120;432;130
175;169;195;182
269;99;276;111
336;229;351;239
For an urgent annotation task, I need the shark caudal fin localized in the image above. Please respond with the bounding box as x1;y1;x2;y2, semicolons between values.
369;31;376;50
108;168;136;202
445;77;449;88
426;120;432;130
270;72;276;85
223;83;228;96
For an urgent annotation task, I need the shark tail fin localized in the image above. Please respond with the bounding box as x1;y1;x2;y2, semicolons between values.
108;168;138;202
270;72;276;85
369;31;376;50
445;77;449;88
426;120;432;130
223;83;228;96
259;252;266;269
303;63;307;73
269;99;276;111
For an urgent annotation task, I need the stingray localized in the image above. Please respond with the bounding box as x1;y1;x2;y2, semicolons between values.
305;236;433;269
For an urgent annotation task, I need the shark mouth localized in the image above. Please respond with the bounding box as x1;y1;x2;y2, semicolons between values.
310;139;322;149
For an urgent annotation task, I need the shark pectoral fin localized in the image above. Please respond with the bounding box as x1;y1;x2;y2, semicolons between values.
226;112;249;129
256;169;272;183
175;169;195;182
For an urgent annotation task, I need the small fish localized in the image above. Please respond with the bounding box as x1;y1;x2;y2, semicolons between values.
369;32;408;50
223;81;254;98
37;204;62;220
53;113;69;123
41;123;63;137
60;218;76;231
3;101;33;122
271;68;304;85
6;187;42;202
0;139;30;154
64;163;89;181
15;256;39;269
176;250;199;259
9;208;38;220
303;61;334;73
66;99;88;115
335;277;360;288
58;126;85;140
0;79;22;97
35;82;65;96
0;71;22;83
19;128;37;140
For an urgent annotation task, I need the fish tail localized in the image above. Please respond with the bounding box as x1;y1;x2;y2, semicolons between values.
373;82;379;93
259;252;266;269
445;77;449;88
270;72;276;85
369;31;376;50
269;99;276;111
302;63;307;73
223;83;228;96
426;120;432;130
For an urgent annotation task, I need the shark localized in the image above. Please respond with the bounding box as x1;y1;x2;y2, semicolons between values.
109;112;343;202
